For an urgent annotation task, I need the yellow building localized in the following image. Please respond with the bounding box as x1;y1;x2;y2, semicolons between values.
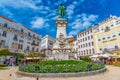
67;36;76;52
94;15;120;54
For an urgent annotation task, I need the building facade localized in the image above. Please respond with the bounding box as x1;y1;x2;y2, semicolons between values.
67;36;76;51
77;28;95;57
41;35;54;56
0;15;42;54
94;15;120;54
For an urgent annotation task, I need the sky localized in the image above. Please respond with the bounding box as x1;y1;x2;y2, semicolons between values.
0;0;120;38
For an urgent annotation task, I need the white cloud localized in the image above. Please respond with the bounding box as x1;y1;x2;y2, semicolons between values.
0;0;38;9
69;30;80;36
66;4;75;19
31;17;45;29
52;16;59;20
2;9;13;17
66;0;85;19
68;13;98;36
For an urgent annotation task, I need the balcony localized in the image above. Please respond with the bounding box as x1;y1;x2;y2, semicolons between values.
31;43;39;46
0;45;9;50
104;48;120;52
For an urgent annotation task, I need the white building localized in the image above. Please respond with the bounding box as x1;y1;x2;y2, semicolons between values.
41;35;55;55
73;39;78;52
77;28;95;57
0;15;42;53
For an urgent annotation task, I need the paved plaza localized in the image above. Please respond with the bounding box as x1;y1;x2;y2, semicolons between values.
0;65;120;80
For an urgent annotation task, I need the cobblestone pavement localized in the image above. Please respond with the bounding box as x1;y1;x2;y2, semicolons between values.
0;65;120;80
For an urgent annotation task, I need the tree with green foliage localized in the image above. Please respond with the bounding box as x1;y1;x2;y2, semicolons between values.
82;56;92;62
16;53;25;59
27;53;46;59
0;49;12;56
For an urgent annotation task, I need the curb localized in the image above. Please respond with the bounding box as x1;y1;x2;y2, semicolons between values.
17;67;106;78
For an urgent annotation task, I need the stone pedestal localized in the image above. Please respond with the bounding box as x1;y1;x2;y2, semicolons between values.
51;18;72;60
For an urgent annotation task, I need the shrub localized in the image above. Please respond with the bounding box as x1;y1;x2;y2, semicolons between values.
82;56;92;62
0;64;7;67
16;53;25;59
21;60;103;73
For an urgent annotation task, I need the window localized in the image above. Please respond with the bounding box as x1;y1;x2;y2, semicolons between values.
89;42;91;46
80;34;82;37
13;34;18;41
81;51;83;55
84;50;85;54
33;34;36;38
92;49;94;54
83;33;84;36
81;39;82;42
105;26;110;32
2;31;7;37
98;38;101;41
78;45;80;48
20;45;23;49
37;36;39;40
115;45;118;49
18;44;23;49
4;23;8;28
28;32;31;36
101;28;104;31
80;34;81;37
118;31;120;36
111;24;114;27
27;46;30;50
86;43;88;47
91;35;93;39
92;42;94;46
85;37;87;41
21;29;24;32
110;22;114;27
36;48;39;52
107;34;110;39
88;36;90;40
90;29;92;33
89;49;91;54
102;37;105;40
83;38;84;42
86;50;88;54
99;48;102;51
85;32;86;35
112;33;116;37
32;47;34;51
32;40;35;44
81;45;82;48
83;44;85;47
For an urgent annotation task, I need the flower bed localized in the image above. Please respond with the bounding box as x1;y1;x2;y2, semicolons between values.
21;60;104;73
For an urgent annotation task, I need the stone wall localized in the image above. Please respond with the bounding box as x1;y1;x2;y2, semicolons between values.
17;67;106;78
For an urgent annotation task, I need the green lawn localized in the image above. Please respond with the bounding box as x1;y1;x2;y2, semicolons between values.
0;67;7;70
21;60;103;73
114;64;120;67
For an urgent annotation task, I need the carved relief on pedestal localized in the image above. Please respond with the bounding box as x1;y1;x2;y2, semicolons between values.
57;33;66;48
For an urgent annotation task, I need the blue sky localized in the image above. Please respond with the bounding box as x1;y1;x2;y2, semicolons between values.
0;0;120;38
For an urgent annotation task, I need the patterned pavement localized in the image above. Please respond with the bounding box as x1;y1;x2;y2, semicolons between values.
0;65;120;80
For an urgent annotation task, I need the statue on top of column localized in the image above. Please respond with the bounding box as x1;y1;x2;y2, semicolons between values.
57;3;66;18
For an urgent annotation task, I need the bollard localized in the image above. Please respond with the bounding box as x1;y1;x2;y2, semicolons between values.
9;74;12;77
36;77;39;80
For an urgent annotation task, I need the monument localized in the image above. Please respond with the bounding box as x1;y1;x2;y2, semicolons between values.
51;3;72;60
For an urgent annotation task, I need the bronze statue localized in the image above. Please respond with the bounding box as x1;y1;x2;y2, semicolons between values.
57;3;66;18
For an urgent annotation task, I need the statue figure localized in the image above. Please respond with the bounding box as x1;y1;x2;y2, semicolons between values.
57;3;66;18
